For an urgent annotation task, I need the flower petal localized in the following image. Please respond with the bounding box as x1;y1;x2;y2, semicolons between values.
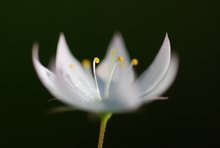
100;79;141;112
32;44;61;97
97;32;135;82
136;34;171;96
55;33;98;99
32;44;89;108
139;53;179;102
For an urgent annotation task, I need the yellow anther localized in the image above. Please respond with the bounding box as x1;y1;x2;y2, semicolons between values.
131;58;138;66
94;57;100;64
69;64;74;69
82;59;91;68
117;56;124;62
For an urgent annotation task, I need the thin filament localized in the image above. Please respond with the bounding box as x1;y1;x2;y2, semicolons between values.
104;56;124;98
93;57;102;100
104;62;117;98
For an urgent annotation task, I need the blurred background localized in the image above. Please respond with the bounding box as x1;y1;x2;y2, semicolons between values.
0;0;219;147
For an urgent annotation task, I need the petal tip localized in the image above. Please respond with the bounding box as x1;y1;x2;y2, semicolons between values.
32;43;39;61
114;31;122;36
58;32;66;44
113;31;123;41
32;43;41;74
164;33;170;46
159;33;171;56
57;32;69;57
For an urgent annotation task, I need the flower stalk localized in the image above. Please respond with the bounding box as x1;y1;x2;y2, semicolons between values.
97;112;112;148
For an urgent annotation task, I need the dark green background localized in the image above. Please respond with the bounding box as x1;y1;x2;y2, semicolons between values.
1;0;219;147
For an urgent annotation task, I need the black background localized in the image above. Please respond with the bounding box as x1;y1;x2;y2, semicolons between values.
0;0;219;147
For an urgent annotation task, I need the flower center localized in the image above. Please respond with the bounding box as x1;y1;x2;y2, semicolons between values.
90;54;138;101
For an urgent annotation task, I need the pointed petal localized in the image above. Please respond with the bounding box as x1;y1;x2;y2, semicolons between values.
32;44;81;105
107;32;130;64
97;32;135;82
32;44;66;99
141;53;179;101
32;44;105;112
55;33;98;99
136;34;171;96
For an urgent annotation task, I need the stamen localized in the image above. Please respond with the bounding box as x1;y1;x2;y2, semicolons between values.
117;56;124;62
104;56;124;98
82;59;91;69
93;57;102;100
120;58;139;83
103;50;117;98
82;59;92;77
109;50;117;67
131;58;138;66
94;57;100;64
118;56;125;68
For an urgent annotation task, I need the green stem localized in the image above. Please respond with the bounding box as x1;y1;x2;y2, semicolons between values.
97;112;112;148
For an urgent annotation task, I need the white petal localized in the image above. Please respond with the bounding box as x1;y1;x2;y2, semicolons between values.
136;34;171;96
54;73;106;112
97;32;135;82
55;33;98;99
32;44;95;110
141;53;179;101
32;44;61;97
32;43;140;113
106;32;130;64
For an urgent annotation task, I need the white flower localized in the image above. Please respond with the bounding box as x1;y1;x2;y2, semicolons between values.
32;33;178;113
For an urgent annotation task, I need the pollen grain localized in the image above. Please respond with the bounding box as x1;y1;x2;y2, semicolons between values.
131;58;138;66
